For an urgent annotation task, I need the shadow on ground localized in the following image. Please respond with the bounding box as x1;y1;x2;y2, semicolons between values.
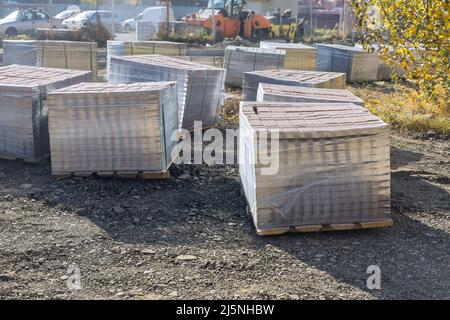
0;140;449;299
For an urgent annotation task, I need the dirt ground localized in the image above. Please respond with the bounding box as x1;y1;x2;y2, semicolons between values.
0;128;449;300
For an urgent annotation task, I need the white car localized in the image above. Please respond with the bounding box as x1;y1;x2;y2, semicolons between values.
0;9;51;37
141;6;174;22
62;10;120;32
121;13;143;31
52;9;80;29
122;6;175;32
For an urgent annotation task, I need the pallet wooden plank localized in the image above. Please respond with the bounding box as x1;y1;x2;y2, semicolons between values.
257;219;393;235
294;225;323;232
141;171;170;179
360;219;394;229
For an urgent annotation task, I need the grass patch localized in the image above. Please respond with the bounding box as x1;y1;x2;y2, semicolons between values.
218;87;241;128
303;27;341;44
220;83;450;136
157;28;213;45
350;82;450;136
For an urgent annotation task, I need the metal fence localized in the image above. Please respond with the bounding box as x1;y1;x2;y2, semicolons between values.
0;2;203;21
0;0;355;40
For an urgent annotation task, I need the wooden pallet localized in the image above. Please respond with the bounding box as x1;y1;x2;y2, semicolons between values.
0;152;49;164
53;170;170;180
241;182;393;236
256;219;394;236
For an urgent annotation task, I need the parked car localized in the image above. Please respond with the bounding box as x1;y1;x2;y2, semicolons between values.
121;13;143;31
0;9;51;37
142;6;174;22
62;10;120;32
121;6;175;32
52;8;80;29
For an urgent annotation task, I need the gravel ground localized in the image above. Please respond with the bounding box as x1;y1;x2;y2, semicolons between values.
0;130;448;300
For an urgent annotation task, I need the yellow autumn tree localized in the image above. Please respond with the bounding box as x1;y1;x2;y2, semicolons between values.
351;0;450;112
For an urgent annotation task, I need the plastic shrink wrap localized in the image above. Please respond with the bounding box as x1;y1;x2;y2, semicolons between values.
259;41;317;71
256;83;364;106
0;64;92;162
3;40;97;79
47;82;178;175
223;46;285;87
316;44;380;82
243;69;346;101
106;40;187;79
108;54;225;130
239;101;391;235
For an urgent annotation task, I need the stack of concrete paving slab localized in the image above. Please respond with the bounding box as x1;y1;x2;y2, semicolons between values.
3;40;38;66
260;41;317;70
109;54;225;130
137;21;186;40
107;40;186;57
47;82;178;177
184;56;224;67
316;44;380;82
223;46;285;87
106;40;187;78
3;40;98;79
0;64;92;162
242;69;346;101
256;83;364;106
239;101;392;235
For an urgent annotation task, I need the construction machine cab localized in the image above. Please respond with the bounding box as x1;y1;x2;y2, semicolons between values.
208;0;246;17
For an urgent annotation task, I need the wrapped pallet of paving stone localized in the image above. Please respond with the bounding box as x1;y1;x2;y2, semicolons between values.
242;69;346;101
3;40;98;79
256;83;364;106
316;44;380;82
239;101;392;235
223;46;285;87
185;48;224;67
184;56;224;67
3;40;38;66
259;41;317;71
353;44;406;81
36;41;98;79
107;40;186;57
106;40;186;76
109;54;225;130
106;40;187;78
47;82;178;178
377;57;406;80
0;64;92;162
137;21;186;41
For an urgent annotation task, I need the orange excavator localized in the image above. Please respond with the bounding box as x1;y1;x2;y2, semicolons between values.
184;0;298;41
